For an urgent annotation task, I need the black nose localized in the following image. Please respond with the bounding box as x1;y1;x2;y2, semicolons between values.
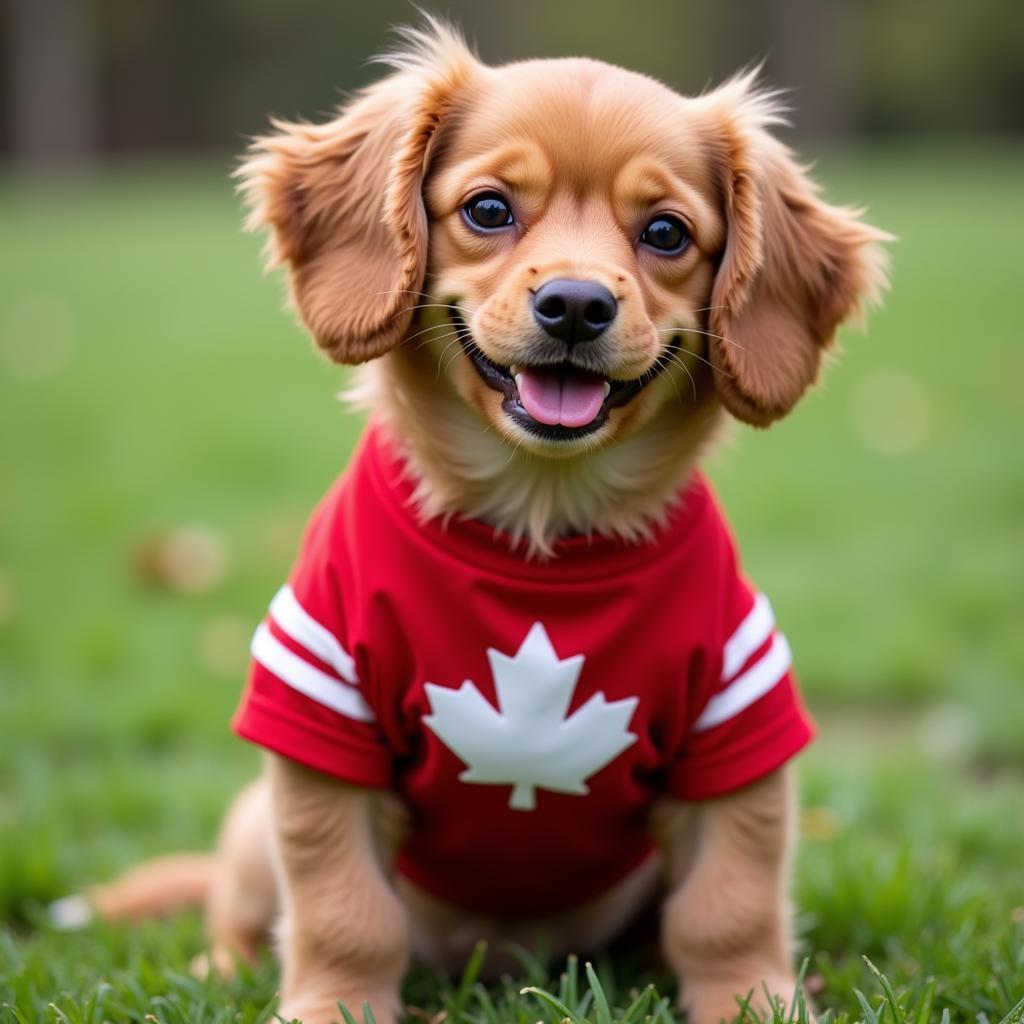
532;278;617;346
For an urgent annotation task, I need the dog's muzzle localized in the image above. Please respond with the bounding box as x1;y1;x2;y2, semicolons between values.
449;307;680;441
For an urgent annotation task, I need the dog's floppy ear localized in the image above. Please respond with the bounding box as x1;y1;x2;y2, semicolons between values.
237;22;479;364
698;75;891;427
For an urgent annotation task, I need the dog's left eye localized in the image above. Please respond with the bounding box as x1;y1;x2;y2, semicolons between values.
463;193;514;230
641;215;690;254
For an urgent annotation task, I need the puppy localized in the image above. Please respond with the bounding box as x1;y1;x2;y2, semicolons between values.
83;20;888;1024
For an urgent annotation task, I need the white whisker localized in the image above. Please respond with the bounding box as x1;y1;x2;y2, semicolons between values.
385;301;472;327
404;321;456;347
661;356;688;405
414;330;460;353
367;288;429;299
661;351;698;400
686;304;728;315
662;341;729;377
654;326;748;354
434;337;464;381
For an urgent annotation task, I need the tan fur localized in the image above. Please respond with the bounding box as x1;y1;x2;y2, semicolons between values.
268;757;410;1024
237;26;885;550
182;760;797;1023
235;23;477;363
696;74;892;426
657;768;801;1021
86;18;889;1023
344;343;726;556
201;779;277;974
86;853;213;922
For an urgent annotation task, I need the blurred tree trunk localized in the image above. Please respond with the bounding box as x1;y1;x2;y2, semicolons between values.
766;0;854;138
6;0;100;167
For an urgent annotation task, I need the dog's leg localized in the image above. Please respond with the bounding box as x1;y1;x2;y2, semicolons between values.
269;754;409;1024
196;778;278;977
657;766;802;1024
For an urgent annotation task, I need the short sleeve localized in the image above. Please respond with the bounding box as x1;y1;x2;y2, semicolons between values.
232;490;393;788
666;575;815;801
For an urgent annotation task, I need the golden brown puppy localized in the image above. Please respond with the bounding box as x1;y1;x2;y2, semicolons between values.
79;20;888;1024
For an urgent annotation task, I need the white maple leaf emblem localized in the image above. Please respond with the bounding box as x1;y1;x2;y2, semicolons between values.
423;622;639;811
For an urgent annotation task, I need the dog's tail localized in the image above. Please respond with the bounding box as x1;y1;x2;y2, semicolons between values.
49;853;214;928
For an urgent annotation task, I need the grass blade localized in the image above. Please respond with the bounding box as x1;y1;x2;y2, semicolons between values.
864;957;904;1023
336;1002;360;1024
447;941;488;1019
911;978;935;1024
853;989;880;1024
566;955;579;1012
787;959;810;1024
585;962;612;1024
521;986;577;1023
651;996;674;1024
620;984;654;1024
997;995;1024;1024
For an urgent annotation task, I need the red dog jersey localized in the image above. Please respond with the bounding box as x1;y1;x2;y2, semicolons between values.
234;425;814;918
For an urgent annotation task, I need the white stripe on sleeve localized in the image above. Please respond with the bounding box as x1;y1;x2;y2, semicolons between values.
693;632;792;733
722;592;775;682
251;623;375;722
269;584;358;684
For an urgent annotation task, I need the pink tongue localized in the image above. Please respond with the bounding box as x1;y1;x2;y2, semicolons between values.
517;367;607;428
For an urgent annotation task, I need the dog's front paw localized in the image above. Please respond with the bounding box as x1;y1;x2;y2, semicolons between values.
682;975;806;1024
277;990;402;1024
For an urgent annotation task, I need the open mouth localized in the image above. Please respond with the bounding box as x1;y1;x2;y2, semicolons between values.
449;308;680;441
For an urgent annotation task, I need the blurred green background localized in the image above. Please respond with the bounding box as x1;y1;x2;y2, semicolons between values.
1;1;1023;1020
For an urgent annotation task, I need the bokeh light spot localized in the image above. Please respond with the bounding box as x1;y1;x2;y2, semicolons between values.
849;368;932;456
135;525;231;594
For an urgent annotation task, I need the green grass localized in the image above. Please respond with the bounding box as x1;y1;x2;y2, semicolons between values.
1;144;1023;1021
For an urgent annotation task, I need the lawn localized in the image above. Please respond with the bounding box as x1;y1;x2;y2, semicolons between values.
1;144;1022;1022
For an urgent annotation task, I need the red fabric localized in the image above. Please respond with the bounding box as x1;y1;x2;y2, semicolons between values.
233;424;814;918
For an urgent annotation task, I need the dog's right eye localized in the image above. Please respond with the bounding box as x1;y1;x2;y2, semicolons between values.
463;193;514;231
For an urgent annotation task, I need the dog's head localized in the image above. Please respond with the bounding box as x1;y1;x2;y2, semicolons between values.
240;20;888;459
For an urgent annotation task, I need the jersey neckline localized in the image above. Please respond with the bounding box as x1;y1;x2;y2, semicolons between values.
361;422;710;584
